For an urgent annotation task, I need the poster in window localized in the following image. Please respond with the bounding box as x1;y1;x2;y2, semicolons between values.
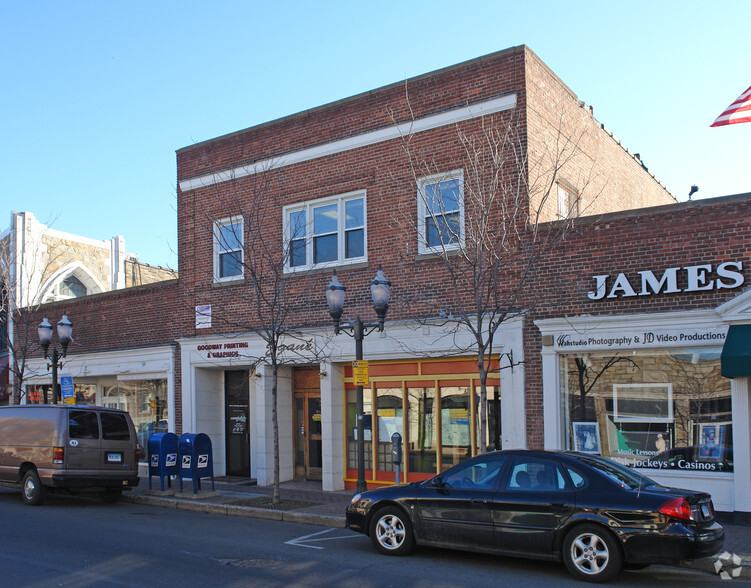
699;424;725;460
573;422;600;454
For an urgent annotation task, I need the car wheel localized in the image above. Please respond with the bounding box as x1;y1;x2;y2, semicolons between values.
101;488;123;504
22;470;46;506
369;506;415;556
563;524;622;583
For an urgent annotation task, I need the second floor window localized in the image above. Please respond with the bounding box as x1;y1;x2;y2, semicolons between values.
214;216;244;282
284;192;366;272
417;170;464;254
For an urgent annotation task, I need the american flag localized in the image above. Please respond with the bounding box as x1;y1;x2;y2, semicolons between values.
711;86;751;127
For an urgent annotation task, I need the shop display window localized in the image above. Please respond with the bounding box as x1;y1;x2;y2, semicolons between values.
104;379;168;460
561;349;733;473
344;359;502;483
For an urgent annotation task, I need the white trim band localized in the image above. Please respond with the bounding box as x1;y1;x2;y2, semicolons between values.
179;93;518;192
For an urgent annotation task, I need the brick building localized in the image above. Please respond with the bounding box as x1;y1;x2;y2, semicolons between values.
20;46;751;514
0;211;175;405
172;45;677;492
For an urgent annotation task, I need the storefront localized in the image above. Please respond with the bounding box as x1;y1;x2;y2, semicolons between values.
179;317;527;491
24;345;176;462
536;289;751;513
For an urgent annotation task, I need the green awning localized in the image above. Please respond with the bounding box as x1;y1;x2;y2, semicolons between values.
721;324;751;378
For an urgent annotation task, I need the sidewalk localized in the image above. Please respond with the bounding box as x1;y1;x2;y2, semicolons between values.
122;475;751;580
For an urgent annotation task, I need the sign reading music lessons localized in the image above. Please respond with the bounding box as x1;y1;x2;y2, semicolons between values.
353;360;370;386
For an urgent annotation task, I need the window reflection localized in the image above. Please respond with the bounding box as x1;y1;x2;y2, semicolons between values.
562;349;733;472
407;386;436;473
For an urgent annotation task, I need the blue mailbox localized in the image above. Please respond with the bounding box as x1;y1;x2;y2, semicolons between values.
148;432;179;491
178;433;215;494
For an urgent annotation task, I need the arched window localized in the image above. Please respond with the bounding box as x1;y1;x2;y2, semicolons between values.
59;275;87;299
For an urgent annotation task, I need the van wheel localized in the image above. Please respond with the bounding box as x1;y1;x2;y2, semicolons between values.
22;470;46;506
101;488;123;504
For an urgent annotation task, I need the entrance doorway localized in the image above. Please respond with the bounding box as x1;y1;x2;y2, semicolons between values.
293;368;322;480
225;370;250;477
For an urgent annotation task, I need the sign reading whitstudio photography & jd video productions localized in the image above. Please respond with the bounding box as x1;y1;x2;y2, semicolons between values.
554;327;727;352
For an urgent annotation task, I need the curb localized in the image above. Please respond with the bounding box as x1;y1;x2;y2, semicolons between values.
122;493;347;528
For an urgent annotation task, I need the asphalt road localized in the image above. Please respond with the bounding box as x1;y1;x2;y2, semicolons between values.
0;488;730;587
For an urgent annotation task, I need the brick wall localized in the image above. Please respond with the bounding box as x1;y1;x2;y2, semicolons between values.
523;48;675;220
176;45;676;342
124;260;177;287
25;280;182;356
520;193;751;447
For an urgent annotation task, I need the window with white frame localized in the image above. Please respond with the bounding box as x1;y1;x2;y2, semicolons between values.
417;170;464;254
213;216;244;282
557;183;579;219
284;191;366;272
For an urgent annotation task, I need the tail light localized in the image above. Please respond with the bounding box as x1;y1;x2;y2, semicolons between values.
135;444;142;462
659;497;694;521
53;447;64;464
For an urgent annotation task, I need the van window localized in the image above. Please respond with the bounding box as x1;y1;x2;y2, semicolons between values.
69;411;100;439
101;412;131;441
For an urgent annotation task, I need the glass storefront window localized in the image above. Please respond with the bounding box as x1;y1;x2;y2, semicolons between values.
376;386;403;472
346;386;372;470
105;379;168;460
561;348;733;473
407;385;436;473
342;360;503;483
475;385;501;452
440;385;471;470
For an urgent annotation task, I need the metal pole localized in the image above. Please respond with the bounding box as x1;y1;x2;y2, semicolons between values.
51;347;59;405
354;317;366;494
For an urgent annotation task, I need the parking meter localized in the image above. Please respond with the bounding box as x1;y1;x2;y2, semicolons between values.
391;432;402;484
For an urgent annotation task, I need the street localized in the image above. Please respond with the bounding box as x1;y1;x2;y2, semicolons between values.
0;488;729;587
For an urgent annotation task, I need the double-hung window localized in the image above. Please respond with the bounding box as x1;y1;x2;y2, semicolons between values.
284;191;366;272
417;170;464;254
213;216;244;282
557;183;579;219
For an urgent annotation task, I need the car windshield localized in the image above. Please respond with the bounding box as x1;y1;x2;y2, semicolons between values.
576;455;656;489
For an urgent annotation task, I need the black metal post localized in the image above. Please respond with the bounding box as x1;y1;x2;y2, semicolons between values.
354;317;366;494
50;347;60;405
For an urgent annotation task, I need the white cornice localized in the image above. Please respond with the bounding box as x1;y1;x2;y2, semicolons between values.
179;93;518;193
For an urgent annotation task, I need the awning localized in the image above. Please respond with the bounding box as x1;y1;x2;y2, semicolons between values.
721;324;751;378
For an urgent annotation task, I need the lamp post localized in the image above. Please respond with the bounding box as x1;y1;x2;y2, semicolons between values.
326;266;391;494
37;314;73;404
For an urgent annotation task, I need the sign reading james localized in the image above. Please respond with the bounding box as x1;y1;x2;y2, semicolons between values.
588;261;744;300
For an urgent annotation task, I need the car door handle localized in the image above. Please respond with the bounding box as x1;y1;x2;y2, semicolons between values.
550;502;569;511
472;498;489;504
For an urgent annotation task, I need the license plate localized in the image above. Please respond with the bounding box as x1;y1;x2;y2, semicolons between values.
701;504;711;518
106;452;123;464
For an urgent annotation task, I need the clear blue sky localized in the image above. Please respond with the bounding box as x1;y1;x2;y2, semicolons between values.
2;1;748;268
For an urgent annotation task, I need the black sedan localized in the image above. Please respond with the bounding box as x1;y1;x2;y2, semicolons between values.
346;450;724;582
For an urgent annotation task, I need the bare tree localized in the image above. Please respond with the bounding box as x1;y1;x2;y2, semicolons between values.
194;165;331;504
1;215;69;404
393;98;599;453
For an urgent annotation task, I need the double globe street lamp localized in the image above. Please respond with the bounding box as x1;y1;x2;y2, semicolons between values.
37;314;73;405
326;266;391;494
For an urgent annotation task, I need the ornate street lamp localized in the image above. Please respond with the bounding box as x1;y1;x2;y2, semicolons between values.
326;266;391;494
38;314;73;404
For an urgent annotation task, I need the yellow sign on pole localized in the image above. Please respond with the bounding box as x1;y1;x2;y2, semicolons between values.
352;360;370;386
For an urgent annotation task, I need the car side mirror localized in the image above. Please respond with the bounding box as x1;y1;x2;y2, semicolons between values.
428;477;444;488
